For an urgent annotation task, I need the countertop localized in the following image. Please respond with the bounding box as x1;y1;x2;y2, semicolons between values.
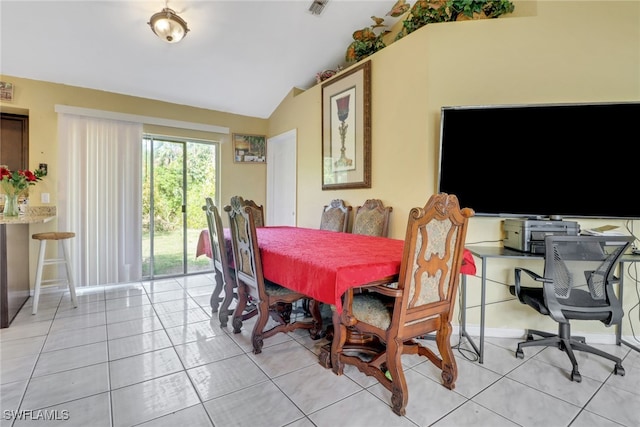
0;207;56;225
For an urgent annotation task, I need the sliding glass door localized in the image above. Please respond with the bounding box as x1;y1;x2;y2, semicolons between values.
142;135;218;278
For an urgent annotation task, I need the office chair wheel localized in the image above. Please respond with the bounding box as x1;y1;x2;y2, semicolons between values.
571;370;582;383
516;349;524;359
614;364;625;376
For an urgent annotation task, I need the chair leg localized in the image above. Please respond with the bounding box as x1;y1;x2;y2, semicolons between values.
210;270;224;314
436;324;457;390
386;339;408;416
557;336;582;382
516;331;562;359
218;280;233;327
570;339;625;377
251;300;270;354
61;239;77;308
570;340;622;365
32;240;47;315
232;283;249;333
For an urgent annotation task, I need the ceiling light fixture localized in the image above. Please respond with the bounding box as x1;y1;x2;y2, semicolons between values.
148;2;189;43
309;0;329;15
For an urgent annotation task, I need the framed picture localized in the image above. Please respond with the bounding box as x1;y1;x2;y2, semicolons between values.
321;61;371;190
233;133;266;163
0;81;14;102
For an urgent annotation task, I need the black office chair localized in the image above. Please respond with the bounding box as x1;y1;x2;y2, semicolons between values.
510;234;634;382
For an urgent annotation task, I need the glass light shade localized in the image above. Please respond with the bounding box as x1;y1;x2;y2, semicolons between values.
148;8;189;43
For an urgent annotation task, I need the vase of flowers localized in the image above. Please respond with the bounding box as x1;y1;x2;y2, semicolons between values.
0;165;44;216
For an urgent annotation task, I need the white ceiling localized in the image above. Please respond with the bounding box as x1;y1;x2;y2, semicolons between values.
0;0;402;119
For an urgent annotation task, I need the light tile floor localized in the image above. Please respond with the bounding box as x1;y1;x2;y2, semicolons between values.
1;273;640;427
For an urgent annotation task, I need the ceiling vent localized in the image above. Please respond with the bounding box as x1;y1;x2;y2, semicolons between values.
309;0;329;15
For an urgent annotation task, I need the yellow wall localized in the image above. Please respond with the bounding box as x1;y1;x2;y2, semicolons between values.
0;77;268;212
269;1;640;337
2;1;639;338
0;77;268;287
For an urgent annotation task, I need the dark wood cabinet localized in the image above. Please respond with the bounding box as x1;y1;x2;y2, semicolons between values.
0;113;30;327
0;223;30;327
1;113;29;170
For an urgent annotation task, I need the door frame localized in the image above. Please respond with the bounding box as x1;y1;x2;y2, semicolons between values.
266;129;296;226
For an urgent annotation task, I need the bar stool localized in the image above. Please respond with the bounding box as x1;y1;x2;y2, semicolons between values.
31;232;77;315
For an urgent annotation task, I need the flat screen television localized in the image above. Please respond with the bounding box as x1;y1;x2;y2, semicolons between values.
437;101;640;219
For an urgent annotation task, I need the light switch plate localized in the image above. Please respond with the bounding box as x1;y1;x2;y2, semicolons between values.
41;193;50;203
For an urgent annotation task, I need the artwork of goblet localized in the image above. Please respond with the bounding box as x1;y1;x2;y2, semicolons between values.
334;94;353;169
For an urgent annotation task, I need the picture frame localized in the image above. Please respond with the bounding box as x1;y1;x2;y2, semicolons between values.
0;81;14;102
321;61;371;190
233;133;267;163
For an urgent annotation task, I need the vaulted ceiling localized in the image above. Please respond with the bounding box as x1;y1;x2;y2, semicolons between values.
0;0;403;118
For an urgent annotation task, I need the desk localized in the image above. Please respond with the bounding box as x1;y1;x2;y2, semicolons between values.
0;212;56;328
617;255;640;354
461;245;640;364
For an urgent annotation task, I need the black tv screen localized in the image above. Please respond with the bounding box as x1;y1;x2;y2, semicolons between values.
437;101;640;219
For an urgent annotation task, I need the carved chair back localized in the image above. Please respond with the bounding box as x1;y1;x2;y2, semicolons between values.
352;199;392;237
231;196;265;228
242;198;265;227
225;196;265;305
320;199;352;232
203;197;243;326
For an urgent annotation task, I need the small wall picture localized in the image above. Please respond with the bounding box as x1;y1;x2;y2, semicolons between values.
0;81;14;102
233;133;266;163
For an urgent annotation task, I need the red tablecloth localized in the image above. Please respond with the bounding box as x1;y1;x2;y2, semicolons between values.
196;229;214;259
196;226;476;312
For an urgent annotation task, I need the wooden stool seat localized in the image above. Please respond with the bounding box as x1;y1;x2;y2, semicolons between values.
31;231;77;314
32;232;76;241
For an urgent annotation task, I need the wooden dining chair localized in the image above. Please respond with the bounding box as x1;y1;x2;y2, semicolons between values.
330;193;474;416
225;196;321;354
302;198;352;317
320;199;352;232
231;195;265;227
352;199;393;237
202;197;257;327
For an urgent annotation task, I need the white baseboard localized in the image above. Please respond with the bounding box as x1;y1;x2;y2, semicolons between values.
453;323;633;346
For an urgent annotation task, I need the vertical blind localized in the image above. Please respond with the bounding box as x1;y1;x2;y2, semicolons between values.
57;113;143;286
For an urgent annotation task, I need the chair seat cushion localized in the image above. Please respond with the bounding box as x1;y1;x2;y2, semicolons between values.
509;286;549;315
352;294;392;329
265;280;298;297
510;286;611;322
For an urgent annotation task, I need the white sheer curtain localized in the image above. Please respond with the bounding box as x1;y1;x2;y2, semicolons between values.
57;113;143;287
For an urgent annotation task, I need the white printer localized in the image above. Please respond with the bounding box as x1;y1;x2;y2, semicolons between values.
503;219;580;254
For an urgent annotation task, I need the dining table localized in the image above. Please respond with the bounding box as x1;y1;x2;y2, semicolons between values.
195;226;476;314
197;226;407;313
197;225;477;367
